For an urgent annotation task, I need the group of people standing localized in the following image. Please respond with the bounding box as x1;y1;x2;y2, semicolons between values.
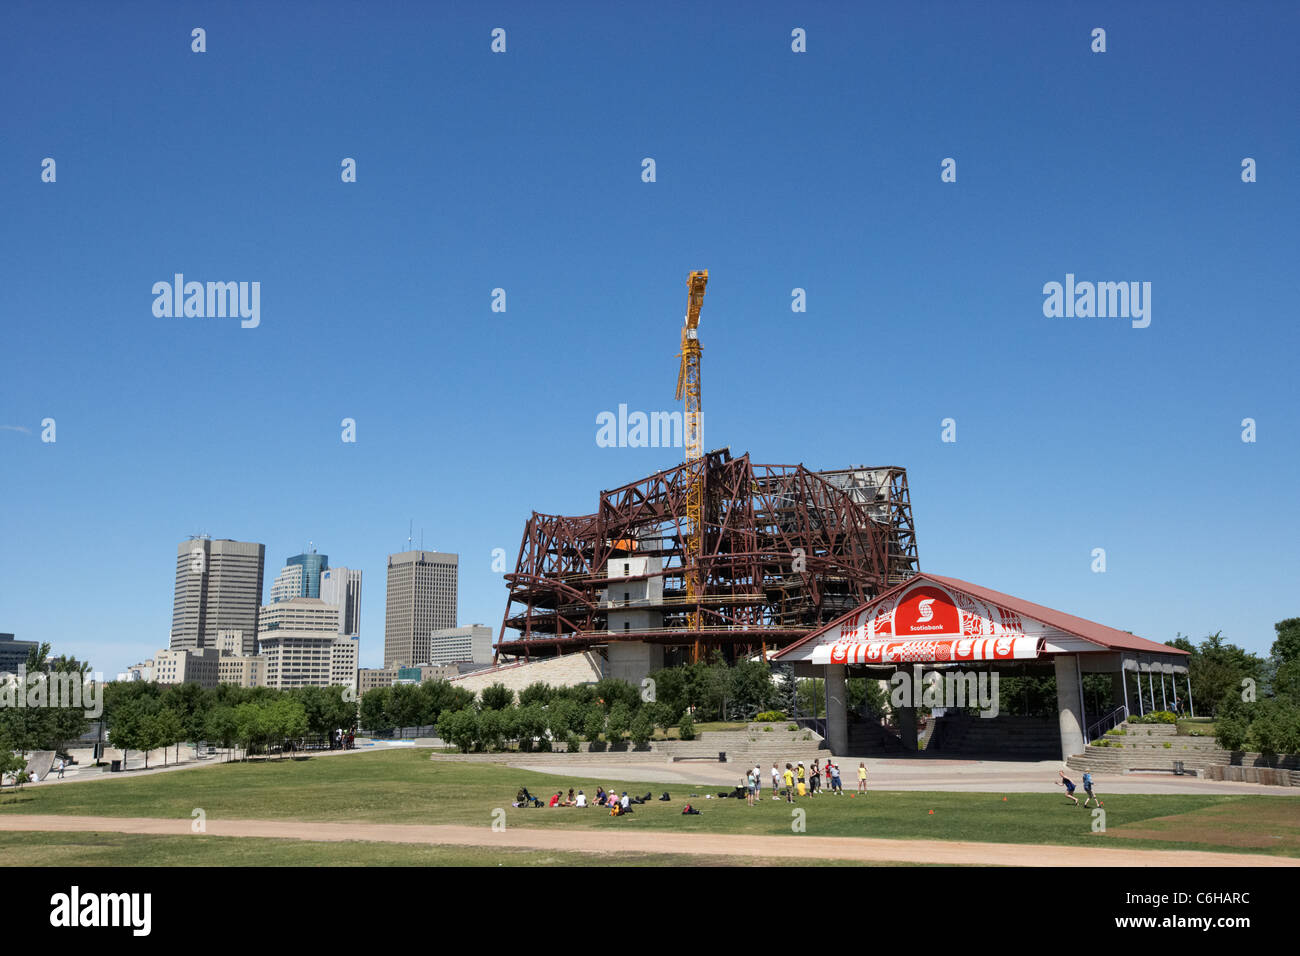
330;729;354;750
742;759;868;804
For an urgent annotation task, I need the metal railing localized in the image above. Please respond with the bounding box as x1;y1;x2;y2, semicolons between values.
1086;704;1128;743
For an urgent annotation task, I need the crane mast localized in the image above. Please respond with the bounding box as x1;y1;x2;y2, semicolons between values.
675;270;708;659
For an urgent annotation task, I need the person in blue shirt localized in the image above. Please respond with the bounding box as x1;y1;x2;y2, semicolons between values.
1081;771;1103;808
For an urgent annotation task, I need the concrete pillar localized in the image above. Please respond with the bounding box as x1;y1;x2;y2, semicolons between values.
825;664;848;755
895;707;918;751
1112;670;1128;716
1053;654;1086;759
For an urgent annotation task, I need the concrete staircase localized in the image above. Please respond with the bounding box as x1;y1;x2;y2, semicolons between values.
1065;722;1300;783
652;724;827;763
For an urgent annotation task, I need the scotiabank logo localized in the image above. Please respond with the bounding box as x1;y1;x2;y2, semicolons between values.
896;586;959;636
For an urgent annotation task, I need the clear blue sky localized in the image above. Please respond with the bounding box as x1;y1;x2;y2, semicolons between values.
2;2;1297;677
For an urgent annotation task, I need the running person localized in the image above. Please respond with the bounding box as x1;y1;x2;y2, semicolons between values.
1058;769;1079;806
1081;771;1103;808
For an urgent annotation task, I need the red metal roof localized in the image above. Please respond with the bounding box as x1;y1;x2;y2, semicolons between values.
773;572;1189;659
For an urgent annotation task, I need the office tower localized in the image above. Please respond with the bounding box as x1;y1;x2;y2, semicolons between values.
320;567;363;637
269;548;328;602
171;537;265;655
269;564;303;603
256;596;355;692
286;549;328;598
0;634;40;673
383;550;458;667
428;625;494;666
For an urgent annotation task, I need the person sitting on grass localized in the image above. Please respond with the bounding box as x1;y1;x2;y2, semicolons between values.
682;803;701;815
575;789;587;808
1058;770;1079;806
594;786;606;806
549;791;561;808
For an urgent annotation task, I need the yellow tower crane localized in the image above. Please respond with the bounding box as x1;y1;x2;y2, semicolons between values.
674;270;708;660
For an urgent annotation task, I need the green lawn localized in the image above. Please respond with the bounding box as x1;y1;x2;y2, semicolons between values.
2;750;1296;858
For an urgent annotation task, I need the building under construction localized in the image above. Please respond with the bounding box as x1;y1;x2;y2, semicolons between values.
495;449;918;681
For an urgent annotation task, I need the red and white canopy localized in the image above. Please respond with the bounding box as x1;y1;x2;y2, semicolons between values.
810;636;1042;665
795;579;1047;665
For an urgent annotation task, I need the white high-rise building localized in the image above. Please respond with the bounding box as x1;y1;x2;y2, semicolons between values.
269;564;304;604
256;597;356;693
320;567;363;638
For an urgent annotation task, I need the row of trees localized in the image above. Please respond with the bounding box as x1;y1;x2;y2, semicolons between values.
0;643;93;758
102;681;355;767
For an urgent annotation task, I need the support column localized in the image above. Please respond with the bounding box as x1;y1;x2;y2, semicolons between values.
1112;669;1128;717
1160;671;1167;711
895;706;918;751
1054;655;1086;760
1186;674;1195;718
825;664;848;756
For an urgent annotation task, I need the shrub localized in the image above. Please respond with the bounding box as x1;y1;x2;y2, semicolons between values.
629;711;654;747
786;723;798;732
565;732;582;754
754;710;786;722
678;713;696;740
1130;710;1177;724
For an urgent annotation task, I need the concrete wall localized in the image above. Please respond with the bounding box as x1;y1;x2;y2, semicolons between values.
606;642;663;685
451;651;605;698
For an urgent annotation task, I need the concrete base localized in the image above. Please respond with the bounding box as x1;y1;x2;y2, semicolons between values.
605;641;664;686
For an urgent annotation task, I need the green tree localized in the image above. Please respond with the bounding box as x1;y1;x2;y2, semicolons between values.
479;682;515;711
477;708;505;751
205;705;238;761
439;708;477;753
233;701;268;758
0;748;27;788
581;706;605;743
385;683;423;735
592;678;639;714
629;710;654;747
606;702;631;743
418;679;462;724
518;682;553;707
728;658;777;718
359;687;392;735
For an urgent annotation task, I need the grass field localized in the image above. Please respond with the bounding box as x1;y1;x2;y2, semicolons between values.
2;750;1296;861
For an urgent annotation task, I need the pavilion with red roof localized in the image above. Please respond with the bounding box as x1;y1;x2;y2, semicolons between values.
772;572;1191;761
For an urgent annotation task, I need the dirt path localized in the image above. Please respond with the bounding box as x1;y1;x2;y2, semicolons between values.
0;814;1293;866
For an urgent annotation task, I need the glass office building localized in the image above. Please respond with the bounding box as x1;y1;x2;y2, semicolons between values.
285;551;328;599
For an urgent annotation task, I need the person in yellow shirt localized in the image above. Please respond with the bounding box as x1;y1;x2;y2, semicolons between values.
782;763;795;802
858;762;868;793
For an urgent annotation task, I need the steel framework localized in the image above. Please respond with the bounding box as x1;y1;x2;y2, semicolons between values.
495;451;918;663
